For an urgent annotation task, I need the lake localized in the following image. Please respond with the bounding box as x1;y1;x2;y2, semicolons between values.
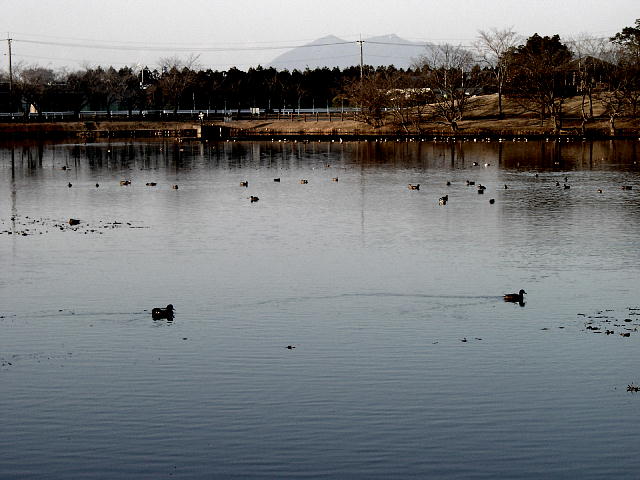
1;138;640;479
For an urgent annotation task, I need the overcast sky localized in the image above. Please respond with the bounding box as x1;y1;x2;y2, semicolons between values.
2;0;638;71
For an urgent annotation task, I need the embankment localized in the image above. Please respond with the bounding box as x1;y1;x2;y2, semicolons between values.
0;120;200;139
1;116;639;141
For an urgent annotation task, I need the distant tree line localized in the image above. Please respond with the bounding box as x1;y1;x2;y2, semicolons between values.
0;56;364;117
348;20;640;134
1;19;639;135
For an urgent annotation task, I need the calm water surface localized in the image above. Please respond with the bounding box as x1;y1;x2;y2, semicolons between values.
1;139;640;479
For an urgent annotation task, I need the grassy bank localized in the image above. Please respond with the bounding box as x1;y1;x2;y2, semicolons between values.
1;95;639;139
222;94;640;138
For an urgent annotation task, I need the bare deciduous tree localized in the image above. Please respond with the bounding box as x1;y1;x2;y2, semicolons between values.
344;73;390;128
156;55;200;114
600;44;640;134
474;27;519;118
15;66;57;115
384;75;432;134
415;44;480;132
568;34;609;132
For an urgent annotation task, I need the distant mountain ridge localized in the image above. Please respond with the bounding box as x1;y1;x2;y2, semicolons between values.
268;34;432;70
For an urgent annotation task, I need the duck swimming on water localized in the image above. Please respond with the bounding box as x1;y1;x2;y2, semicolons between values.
504;290;526;303
152;304;174;320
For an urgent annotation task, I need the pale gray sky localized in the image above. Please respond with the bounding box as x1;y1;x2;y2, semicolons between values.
2;0;638;71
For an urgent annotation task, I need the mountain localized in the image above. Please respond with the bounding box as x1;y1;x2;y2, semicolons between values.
268;34;431;71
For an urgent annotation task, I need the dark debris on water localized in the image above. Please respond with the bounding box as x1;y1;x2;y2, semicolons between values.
0;215;148;237
1;352;73;371
578;307;640;338
577;308;640;395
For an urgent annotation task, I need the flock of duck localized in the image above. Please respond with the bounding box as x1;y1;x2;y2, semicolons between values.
263;135;614;145
16;164;590;308
145;168;529;328
66;179;180;190
11;159;640;340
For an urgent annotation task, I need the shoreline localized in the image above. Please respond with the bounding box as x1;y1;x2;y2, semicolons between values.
0;117;639;141
2;95;638;141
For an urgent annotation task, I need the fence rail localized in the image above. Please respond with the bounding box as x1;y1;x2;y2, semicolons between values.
0;109;360;123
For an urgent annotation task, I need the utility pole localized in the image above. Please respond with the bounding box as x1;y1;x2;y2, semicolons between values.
357;36;364;80
7;36;13;94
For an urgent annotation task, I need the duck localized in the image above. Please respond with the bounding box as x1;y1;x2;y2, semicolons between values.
408;183;420;190
332;177;339;182
171;184;179;189
145;182;157;186
240;181;248;187
438;195;448;205
68;218;80;226
250;196;259;202
273;178;281;182
300;179;309;184
152;304;174;320
120;180;131;186
489;198;495;204
504;289;527;303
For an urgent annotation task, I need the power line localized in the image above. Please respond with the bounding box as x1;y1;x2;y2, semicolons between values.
367;41;428;48
13;52;136;66
13;38;356;52
9;30;357;47
12;52;363;69
14;35;615;56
